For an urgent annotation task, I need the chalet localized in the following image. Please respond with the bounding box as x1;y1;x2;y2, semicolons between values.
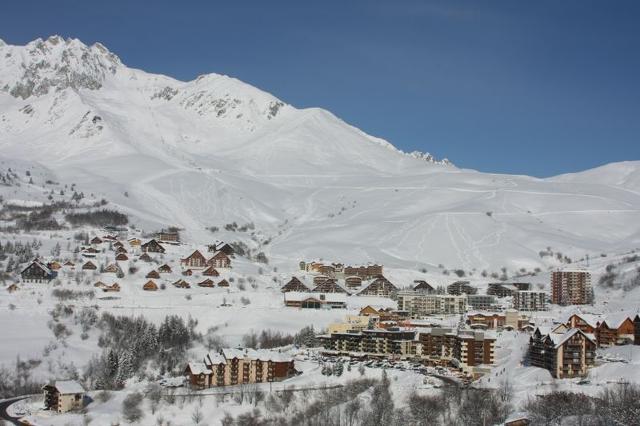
182;269;194;276
312;279;348;294
82;261;97;271
103;283;120;292
115;246;128;254
597;314;636;347
208;241;234;255
529;327;596;378
93;281;107;288
181;250;208;268
138;253;152;262
157;230;180;242
447;281;477;295
358;276;397;297
218;279;229;287
113;241;124;249
102;234;117;241
173;279;191;289
21;259;56;282
202;265;220;277
345;276;362;289
143;280;158;291
115;253;129;261
63;261;75;268
359;305;381;316
566;313;600;334
284;292;347;309
128;238;141;247
48;261;62;271
413;280;435;293
90;237;103;245
158;264;172;273
281;277;310;293
146;270;160;279
208;251;231;268
141;239;165;254
6;283;19;293
43;380;85;413
185;348;296;389
104;263;120;274
198;278;215;288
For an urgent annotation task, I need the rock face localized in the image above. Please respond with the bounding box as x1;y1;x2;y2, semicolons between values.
1;36;121;99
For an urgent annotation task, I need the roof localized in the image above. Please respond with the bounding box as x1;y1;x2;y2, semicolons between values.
219;348;293;363
567;313;601;328
284;291;347;303
547;328;596;348
21;259;52;276
52;380;84;394
601;312;634;329
187;362;212;375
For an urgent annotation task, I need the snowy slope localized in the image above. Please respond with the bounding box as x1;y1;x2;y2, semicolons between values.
1;36;640;273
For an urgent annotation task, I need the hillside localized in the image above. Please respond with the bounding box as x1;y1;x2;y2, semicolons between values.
1;36;639;273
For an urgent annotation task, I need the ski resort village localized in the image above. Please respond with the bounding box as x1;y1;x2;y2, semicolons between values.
0;35;639;425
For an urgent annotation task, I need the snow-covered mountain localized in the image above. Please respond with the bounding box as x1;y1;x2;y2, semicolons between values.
1;36;639;273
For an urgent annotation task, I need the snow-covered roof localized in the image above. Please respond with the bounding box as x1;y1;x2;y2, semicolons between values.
567;313;601;328
205;352;226;365
547;328;596;348
284;291;347;303
219;348;293;362
53;380;84;394
187;362;212;375
601;312;634;329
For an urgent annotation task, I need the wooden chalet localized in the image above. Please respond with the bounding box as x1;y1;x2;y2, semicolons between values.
413;280;436;293
113;241;124;249
358;276;397;297
359;305;381;316
21;259;56;282
198;278;215;288
312;279;348;294
104;263;120;273
182;268;194;276
103;283;120;292
90;237;103;245
83;247;99;255
93;281;107;288
208;241;234;255
202;265;220;276
115;246;128;254
82;261;97;271
218;279;229;287
158;264;172;273
138;252;152;262
141;239;165;254
146;270;161;279
102;234;117;241
63;260;75;268
345;276;362;289
143;280;158;291
173;279;191;289
597;315;636;347
281;277;310;293
181;250;208;268
6;283;19;293
115;253;129;261
208;251;231;268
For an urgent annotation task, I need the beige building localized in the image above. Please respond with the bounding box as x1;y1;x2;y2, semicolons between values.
327;315;373;334
397;291;467;316
43;380;85;413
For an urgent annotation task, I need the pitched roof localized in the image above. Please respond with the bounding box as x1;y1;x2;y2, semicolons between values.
187;362;212;375
52;380;84;394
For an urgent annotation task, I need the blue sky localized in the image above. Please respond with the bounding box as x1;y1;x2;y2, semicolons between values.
2;0;639;176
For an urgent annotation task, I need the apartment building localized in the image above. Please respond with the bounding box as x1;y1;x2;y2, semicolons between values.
513;290;548;311
551;270;593;305
529;327;596;378
397;291;467;317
